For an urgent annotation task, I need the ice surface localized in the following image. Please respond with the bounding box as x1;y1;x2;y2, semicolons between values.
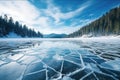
0;38;120;80
0;62;25;80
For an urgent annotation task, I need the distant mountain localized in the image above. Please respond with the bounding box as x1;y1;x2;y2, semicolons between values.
44;33;67;38
68;6;120;38
0;15;43;38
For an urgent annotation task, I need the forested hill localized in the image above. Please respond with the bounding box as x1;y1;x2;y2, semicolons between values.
68;6;120;37
0;15;43;38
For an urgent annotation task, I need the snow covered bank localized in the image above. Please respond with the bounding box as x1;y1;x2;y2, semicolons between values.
64;36;120;41
4;32;21;38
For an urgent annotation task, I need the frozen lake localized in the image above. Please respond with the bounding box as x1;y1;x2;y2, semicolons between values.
0;38;120;80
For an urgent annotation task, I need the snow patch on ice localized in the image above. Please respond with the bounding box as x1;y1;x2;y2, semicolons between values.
53;54;63;60
62;76;74;80
8;54;24;61
0;60;6;65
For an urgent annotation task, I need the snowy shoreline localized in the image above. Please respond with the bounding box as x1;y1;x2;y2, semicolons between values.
0;36;120;41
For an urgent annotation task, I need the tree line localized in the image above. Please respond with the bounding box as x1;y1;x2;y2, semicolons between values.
0;15;43;38
68;6;120;37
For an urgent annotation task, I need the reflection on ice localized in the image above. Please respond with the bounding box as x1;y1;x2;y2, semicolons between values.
0;38;120;80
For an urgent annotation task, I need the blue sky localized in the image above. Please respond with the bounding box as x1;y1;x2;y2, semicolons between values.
0;0;120;34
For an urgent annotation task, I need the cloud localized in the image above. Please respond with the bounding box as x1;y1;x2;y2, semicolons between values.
0;0;54;33
0;1;37;27
0;0;93;34
43;0;91;23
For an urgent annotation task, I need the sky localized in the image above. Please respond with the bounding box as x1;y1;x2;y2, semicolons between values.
0;0;120;34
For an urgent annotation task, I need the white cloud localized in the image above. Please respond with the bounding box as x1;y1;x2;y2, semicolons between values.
43;0;91;23
0;0;93;34
0;0;48;29
0;0;54;33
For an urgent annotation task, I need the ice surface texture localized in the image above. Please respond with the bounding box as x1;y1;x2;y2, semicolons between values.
0;38;120;80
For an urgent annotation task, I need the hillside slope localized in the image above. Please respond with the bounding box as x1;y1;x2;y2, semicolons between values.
68;6;120;37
